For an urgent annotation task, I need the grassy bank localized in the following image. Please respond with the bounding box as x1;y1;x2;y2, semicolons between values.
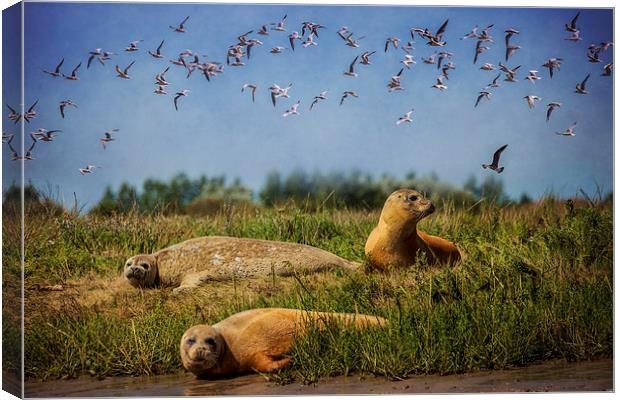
4;198;612;382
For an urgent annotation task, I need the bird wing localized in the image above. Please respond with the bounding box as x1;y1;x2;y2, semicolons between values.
174;95;180;111
271;91;277;107
60;104;65;118
180;15;190;28
436;19;449;37
27;100;38;113
55;58;64;72
475;94;483;107
115;65;123;75
72;62;81;75
349;56;358;72
289;36;295;51
6;104;17;113
384;39;390;52
492;144;508;165
157;40;164;52
581;73;590;87
124;61;135;74
570;12;580;29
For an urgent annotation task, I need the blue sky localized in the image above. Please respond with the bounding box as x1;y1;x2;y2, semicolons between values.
2;3;614;208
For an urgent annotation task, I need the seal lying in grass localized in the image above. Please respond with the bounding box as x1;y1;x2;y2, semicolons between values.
124;236;358;292
180;308;387;378
365;188;461;270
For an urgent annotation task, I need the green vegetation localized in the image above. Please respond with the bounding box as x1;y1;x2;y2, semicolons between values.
5;187;612;382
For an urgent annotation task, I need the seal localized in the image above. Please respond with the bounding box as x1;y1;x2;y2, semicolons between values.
124;236;358;292
364;189;460;270
180;308;387;378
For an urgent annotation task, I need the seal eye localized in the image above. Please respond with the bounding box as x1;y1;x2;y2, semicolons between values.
205;338;216;346
408;195;418;202
187;338;196;346
140;263;149;270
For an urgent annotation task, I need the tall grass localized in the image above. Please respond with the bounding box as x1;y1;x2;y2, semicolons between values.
5;197;612;381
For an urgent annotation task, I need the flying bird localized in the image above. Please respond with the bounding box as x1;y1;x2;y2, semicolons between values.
79;165;99;175
524;95;542;109
269;83;292;107
504;28;519;47
525;70;542;84
482;144;508;173
505;44;521;61
343;56;359;77
42;58;64;77
575;74;590;94
385;36;399;52
542;57;563;78
396;109;414;125
174;89;190;110
556;122;577;136
8;138;36;161
282;100;301;117
546;102;562;122
340;91;358;105
23;100;39;123
475;91;491;107
124;40;143;52
148;40;165;58
565;12;580;32
484;74;501;89
431;76;448;90
6;104;21;124
59;100;77;118
272;14;287;32
115;61;135;79
170;16;190;33
602;63;613;76
360;51;377;65
242;83;257;103
309;91;328;110
63;62;81;80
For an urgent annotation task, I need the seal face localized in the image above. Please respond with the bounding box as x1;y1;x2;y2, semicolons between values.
365;188;460;270
124;255;159;288
180;325;224;377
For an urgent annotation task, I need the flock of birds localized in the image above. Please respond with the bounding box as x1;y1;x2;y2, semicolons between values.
2;10;614;177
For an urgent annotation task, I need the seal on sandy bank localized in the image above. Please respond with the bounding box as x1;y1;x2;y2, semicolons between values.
180;308;386;378
364;189;460;270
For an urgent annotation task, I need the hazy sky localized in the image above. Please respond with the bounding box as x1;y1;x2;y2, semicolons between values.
2;2;614;208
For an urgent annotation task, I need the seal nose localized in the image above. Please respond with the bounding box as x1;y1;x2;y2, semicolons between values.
428;203;436;214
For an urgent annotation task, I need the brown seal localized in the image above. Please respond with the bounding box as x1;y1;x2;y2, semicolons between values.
180;308;386;378
124;236;358;292
364;189;460;270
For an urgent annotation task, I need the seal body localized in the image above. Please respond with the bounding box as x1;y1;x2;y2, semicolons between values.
180;308;386;378
124;236;358;291
365;189;460;270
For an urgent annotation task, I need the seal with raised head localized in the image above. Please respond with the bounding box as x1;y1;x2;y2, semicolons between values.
124;236;358;292
364;189;461;270
180;308;386;378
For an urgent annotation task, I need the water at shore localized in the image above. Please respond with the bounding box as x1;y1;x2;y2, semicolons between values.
25;358;612;397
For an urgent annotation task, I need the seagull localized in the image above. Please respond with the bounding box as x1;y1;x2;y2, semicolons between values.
42;58;64;77
437;51;453;69
499;62;521;82
599;41;613;51
242;83;257;103
525;70;542;84
269;83;292;107
565;11;580;32
460;25;478;40
174;90;190;110
115;61;135;79
6;104;21;124
475;91;491;107
59;100;77;118
504;28;520;47
79;165;99;175
485;74;501;89
343;56;359;77
337;26;350;39
387;68;405;92
154;85;167;95
480;63;496;71
360;51;377;65
301;21;325;38
473;40;490;64
97;51;115;65
309;91;328;110
87;49;103;68
565;31;583;42
343;32;365;48
524;95;542;109
401;54;416;69
2;132;14;143
124;40;143;52
246;38;264;57
505;44;521;61
148;40;165;58
477;24;495;42
602;63;613;76
396;109;414;125
427;19;449;46
556;122;577;137
441;61;456;79
282;100;301;117
542;57;563;78
340;91;358;105
170;16;190;33
302;34;318;48
31;128;62;142
288;31;301;51
99;132;115;149
401;41;415;53
271;14;287;31
23;100;39;123
546;102;562;122
587;51;602;63
155;66;171;85
431;76;448;90
8;139;36;161
482;144;508;173
422;52;437;64
575;74;590;94
257;24;270;35
385;36;399;52
63;62;81;80
270;46;286;54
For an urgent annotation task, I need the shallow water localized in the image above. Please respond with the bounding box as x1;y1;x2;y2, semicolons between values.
25;358;612;397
